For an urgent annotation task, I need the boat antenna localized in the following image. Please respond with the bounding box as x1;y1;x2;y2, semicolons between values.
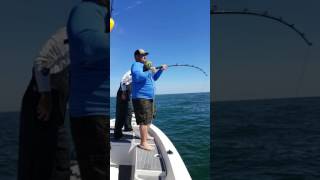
155;64;208;77
211;6;313;46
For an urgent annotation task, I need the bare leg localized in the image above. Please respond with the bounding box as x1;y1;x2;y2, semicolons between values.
146;124;154;140
139;125;153;151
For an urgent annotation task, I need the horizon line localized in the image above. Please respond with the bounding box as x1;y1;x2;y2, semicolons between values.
110;91;210;98
213;95;320;103
0;91;211;113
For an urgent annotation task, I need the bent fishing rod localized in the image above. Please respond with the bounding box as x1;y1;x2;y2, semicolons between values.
154;64;208;77
211;6;313;46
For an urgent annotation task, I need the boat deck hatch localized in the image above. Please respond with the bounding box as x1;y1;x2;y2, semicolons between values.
134;129;166;179
136;146;164;171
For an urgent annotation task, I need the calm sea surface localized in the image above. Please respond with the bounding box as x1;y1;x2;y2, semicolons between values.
212;97;320;180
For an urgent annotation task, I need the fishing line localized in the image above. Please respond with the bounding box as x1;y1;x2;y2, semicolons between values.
111;0;147;17
110;0;146;31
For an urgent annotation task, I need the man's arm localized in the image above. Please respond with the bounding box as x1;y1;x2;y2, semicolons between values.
131;64;149;82
34;61;52;122
34;69;51;92
152;64;168;81
152;69;163;81
120;71;132;91
68;3;109;64
33;37;57;92
120;83;127;91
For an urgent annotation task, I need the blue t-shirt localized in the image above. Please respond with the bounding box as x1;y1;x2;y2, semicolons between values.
131;62;163;99
67;1;109;117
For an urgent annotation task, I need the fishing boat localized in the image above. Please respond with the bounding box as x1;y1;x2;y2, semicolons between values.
110;114;192;180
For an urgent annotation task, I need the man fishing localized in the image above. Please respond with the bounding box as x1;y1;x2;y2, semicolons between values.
131;49;168;151
18;27;70;180
114;70;133;140
67;0;109;179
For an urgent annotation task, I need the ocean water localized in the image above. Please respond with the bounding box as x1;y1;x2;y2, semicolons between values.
111;92;211;180
0;92;210;180
212;97;320;180
0;112;19;180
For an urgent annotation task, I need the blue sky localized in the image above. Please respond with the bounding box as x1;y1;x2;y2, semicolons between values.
110;0;210;96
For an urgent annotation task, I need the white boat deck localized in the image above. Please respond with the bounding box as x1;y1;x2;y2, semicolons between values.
110;127;166;180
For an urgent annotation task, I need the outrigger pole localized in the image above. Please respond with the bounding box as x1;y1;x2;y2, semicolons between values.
211;6;313;46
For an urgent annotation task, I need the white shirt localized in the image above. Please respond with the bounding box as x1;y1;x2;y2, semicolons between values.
33;27;70;92
120;70;132;91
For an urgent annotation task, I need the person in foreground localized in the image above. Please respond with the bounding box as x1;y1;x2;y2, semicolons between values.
114;70;133;140
18;27;70;180
67;0;109;179
131;49;168;151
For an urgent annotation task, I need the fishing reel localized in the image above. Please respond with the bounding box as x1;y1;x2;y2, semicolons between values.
143;60;153;72
143;61;169;72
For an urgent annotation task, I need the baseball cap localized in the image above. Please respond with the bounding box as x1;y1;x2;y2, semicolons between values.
134;49;149;56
